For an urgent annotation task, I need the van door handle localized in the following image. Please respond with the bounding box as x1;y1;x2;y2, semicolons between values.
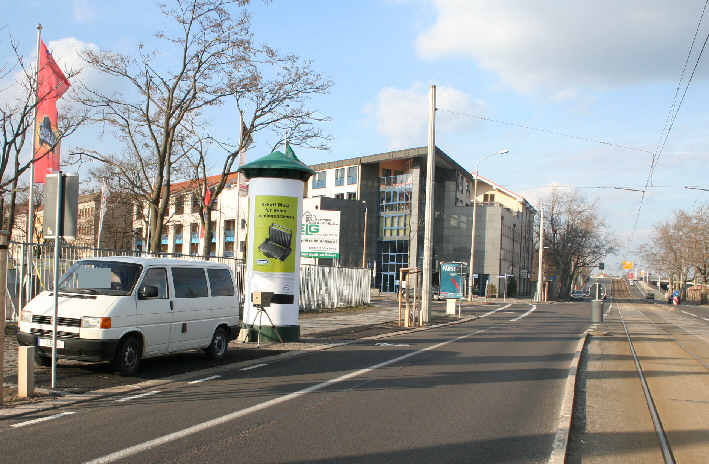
169;301;174;311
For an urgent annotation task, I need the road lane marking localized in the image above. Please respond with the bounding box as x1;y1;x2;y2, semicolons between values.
188;375;221;384
604;304;613;317
11;411;76;429
703;318;709;322
115;390;161;403
479;303;512;318
681;310;698;318
375;342;410;347
510;305;536;322
240;363;268;371
85;325;497;464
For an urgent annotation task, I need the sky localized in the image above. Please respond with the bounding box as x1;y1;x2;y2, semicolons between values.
4;0;709;272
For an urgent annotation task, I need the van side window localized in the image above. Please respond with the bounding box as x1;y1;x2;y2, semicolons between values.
172;268;208;298
208;269;235;296
141;268;168;299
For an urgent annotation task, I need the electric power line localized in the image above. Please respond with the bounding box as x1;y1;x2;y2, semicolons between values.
437;108;654;154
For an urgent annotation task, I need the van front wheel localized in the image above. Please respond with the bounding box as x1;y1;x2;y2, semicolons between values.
114;336;141;376
206;327;228;360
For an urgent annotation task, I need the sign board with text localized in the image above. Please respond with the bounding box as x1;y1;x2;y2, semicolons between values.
622;261;634;270
440;262;466;299
301;209;340;258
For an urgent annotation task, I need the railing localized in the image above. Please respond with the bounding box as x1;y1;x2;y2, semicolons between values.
6;241;370;319
300;265;371;310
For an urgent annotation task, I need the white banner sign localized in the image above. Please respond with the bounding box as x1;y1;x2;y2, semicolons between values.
301;209;340;258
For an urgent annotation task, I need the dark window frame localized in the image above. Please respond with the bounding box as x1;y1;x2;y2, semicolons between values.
172;267;208;298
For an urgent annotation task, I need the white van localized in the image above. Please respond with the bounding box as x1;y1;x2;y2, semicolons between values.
17;257;240;375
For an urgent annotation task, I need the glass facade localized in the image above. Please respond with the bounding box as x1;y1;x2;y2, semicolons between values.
376;173;413;292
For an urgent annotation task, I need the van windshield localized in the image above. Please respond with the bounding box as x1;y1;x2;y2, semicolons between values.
58;261;143;296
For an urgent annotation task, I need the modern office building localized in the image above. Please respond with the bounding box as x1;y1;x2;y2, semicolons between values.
305;146;536;295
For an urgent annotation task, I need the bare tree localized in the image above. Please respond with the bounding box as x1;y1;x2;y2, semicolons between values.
74;0;330;254
541;189;616;300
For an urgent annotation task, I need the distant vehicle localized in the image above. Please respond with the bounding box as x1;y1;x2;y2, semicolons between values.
17;257;240;375
570;290;586;301
645;292;655;303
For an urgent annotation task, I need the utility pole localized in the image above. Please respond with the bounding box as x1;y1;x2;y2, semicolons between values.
421;84;436;324
0;231;8;405
536;207;544;302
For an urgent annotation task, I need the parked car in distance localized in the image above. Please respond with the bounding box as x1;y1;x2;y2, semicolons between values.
645;292;655;303
570;290;586;301
17;257;240;375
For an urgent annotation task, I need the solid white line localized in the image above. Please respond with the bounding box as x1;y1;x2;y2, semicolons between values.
85;326;494;464
703;318;709;322
510;305;536;322
11;411;76;429
240;363;268;371
480;303;512;318
187;375;221;384
115;390;162;403
547;334;586;464
681;310;698;318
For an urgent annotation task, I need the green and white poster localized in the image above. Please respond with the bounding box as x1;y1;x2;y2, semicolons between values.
252;195;298;273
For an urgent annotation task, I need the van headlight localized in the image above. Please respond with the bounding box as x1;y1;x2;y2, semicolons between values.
81;316;111;329
20;310;32;323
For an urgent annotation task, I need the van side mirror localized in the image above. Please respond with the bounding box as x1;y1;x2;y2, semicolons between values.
138;285;159;299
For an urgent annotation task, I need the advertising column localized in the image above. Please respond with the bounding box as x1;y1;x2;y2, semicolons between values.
239;145;314;342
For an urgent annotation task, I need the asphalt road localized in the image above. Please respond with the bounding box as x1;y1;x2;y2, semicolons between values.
0;302;591;464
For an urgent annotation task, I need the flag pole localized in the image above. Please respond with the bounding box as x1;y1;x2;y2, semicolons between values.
26;23;42;306
235;114;244;261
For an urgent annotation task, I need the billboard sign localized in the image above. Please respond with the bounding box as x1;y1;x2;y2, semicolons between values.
622;260;634;270
301;209;340;258
439;262;466;299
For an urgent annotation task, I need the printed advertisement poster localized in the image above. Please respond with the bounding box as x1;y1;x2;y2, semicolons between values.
301;209;340;258
253;195;298;273
439;262;465;299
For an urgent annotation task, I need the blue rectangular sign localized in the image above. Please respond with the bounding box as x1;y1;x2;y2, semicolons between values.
440;262;465;299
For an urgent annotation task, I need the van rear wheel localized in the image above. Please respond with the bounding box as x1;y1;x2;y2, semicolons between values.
114;336;141;376
206;327;228;360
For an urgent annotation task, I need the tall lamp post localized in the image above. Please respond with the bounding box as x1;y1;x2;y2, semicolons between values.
467;149;509;301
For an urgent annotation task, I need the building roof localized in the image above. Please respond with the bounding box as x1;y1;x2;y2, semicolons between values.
169;172;242;194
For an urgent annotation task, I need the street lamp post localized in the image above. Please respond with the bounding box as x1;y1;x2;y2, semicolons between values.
467;149;509;301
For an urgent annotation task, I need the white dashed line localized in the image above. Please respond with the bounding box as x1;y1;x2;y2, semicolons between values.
703;318;709;322
11;411;76;428
510;305;536;322
115;390;162;403
188;375;222;384
375;342;411;347
479;303;512;318
681;310;698;318
604;304;613;317
240;363;268;371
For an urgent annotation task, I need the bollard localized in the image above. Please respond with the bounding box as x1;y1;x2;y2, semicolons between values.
592;300;604;323
446;299;457;315
18;346;35;399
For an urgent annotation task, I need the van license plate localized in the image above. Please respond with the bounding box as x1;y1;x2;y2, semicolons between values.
38;338;64;349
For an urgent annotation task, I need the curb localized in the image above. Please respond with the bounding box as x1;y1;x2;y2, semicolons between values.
0;312;484;420
547;331;589;464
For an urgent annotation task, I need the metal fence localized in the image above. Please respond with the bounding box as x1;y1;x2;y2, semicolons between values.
300;264;371;310
6;241;370;319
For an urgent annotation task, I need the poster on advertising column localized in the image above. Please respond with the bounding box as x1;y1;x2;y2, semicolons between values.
253;195;298;273
301;209;340;258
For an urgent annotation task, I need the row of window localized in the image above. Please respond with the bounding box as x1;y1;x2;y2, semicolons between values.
313;166;358;189
142;267;234;299
334;192;357;200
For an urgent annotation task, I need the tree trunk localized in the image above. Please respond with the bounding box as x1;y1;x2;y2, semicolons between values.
201;206;213;259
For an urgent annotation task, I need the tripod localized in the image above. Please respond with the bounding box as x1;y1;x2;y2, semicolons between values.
250;304;284;347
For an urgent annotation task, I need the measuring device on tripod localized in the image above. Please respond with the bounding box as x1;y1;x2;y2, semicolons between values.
250;291;284;346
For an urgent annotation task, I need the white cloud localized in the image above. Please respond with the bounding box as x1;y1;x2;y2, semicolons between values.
368;82;485;149
73;0;96;23
416;0;705;94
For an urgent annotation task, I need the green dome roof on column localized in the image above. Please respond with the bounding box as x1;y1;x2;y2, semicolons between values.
238;143;315;181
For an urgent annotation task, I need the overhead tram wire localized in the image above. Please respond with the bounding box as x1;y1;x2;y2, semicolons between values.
436;108;654;155
632;0;709;239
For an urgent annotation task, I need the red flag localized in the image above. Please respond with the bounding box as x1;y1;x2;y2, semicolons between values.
203;186;212;208
33;41;71;183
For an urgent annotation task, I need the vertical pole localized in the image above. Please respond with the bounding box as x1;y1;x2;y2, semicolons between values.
51;173;63;390
421;84;436;324
468;174;478;301
536;207;544;303
362;202;367;268
0;230;9;405
27;24;42;307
